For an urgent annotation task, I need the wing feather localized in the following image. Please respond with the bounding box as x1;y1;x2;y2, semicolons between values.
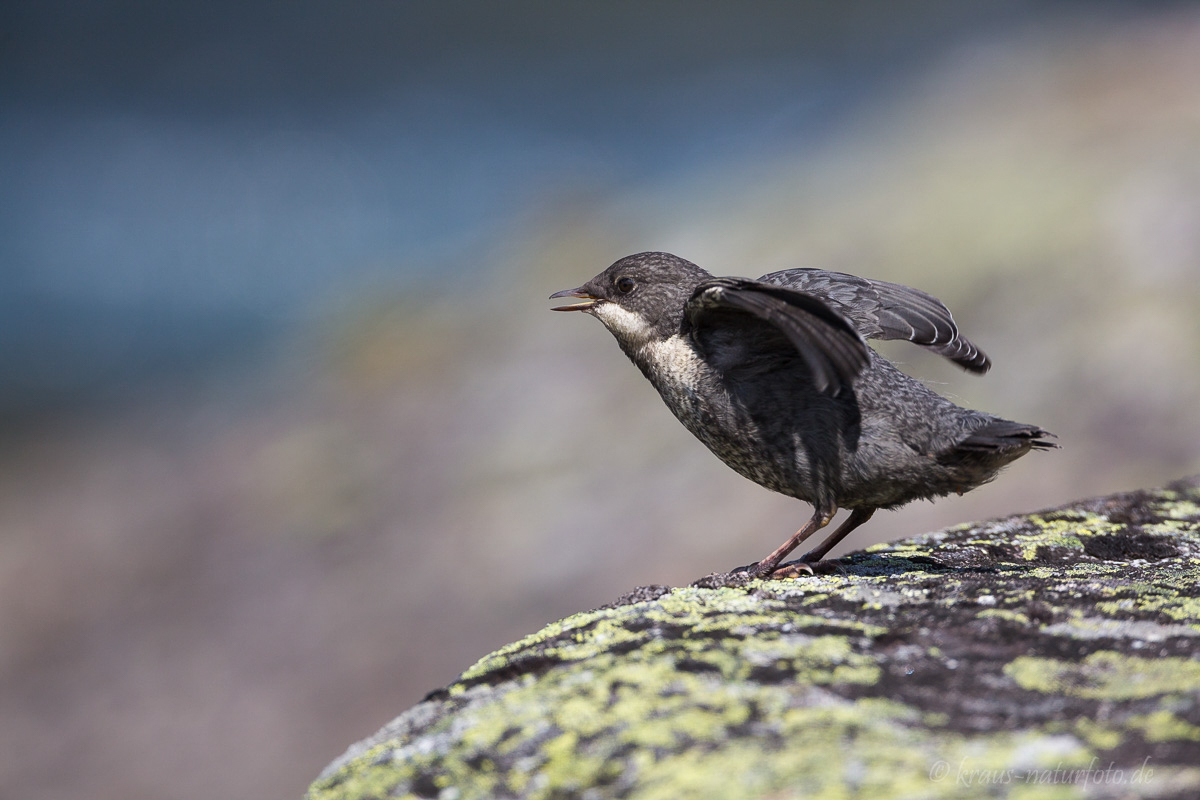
758;268;991;373
684;278;869;395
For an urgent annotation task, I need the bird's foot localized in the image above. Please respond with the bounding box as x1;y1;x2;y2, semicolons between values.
734;559;818;581
690;570;757;589
693;557;828;587
692;561;775;587
766;561;815;579
800;557;851;576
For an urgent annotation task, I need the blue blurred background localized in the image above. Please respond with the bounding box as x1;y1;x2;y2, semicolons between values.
3;2;1199;798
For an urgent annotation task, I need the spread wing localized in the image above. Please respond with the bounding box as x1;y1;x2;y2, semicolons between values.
757;268;991;374
683;278;870;396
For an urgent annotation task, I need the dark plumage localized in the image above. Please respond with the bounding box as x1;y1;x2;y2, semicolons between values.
551;251;1056;577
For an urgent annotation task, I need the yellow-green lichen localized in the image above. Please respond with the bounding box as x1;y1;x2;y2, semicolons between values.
1159;498;1200;519
1126;710;1200;743
312;718;1108;800
977;608;1032;625
1007;512;1123;561
1005;651;1200;700
1068;718;1123;751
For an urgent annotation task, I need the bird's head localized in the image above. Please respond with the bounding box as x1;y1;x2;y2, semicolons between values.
550;252;711;348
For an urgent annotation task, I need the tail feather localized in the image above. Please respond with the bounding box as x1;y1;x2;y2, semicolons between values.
956;420;1058;453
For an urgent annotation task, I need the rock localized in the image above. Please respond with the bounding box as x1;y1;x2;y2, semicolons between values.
308;479;1200;799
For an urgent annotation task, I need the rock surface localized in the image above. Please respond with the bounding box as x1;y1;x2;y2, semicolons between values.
308;479;1200;799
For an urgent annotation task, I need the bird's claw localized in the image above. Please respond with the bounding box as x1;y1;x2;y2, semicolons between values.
693;557;829;587
765;561;815;579
734;560;817;580
691;570;756;589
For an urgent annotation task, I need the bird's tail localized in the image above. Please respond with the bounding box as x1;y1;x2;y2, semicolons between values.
955;420;1058;453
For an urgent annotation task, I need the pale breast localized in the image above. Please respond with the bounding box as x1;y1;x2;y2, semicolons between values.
635;335;817;501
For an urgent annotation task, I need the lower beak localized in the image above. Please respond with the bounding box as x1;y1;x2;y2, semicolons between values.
549;287;599;311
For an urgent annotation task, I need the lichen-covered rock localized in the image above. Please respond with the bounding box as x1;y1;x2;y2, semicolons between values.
308;479;1200;799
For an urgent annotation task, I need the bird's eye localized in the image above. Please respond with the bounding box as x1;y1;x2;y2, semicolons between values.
615;276;636;294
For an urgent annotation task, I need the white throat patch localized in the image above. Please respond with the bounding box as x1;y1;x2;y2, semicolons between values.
592;302;654;346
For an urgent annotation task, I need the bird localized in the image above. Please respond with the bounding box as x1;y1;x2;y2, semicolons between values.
550;251;1056;579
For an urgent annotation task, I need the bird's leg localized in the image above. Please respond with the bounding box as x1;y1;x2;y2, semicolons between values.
749;508;835;578
800;507;875;564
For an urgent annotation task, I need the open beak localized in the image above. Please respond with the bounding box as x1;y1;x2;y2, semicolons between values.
549;287;600;312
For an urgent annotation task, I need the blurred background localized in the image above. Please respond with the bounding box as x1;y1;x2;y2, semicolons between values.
3;1;1200;797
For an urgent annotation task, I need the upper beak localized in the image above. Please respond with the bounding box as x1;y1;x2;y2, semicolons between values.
549;287;599;311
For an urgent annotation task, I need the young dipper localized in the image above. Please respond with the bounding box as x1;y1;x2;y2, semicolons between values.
551;251;1055;578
